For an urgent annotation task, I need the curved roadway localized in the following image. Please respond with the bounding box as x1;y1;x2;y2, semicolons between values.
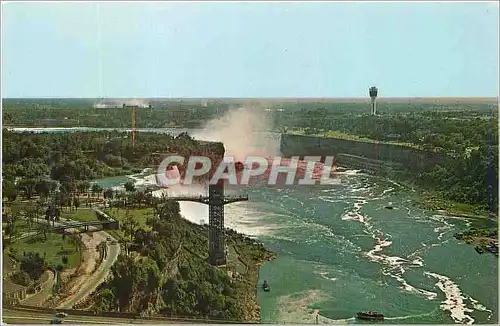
27;215;121;309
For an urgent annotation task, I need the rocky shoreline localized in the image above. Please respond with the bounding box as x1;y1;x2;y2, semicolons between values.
247;253;277;323
453;229;499;257
367;172;499;257
225;228;277;323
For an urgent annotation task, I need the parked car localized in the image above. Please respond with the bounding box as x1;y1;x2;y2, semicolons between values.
55;313;67;318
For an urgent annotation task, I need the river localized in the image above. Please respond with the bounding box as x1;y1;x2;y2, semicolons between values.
11;126;498;324
94;170;498;324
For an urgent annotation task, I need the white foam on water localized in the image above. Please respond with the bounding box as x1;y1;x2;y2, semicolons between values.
380;187;394;196
432;213;471;223
129;173;157;187
332;170;361;177
468;296;493;319
275;289;353;324
424;271;482;324
383;310;439;321
350;187;368;193
125;172;278;237
386;271;438;300
315;271;338;282
340;198;370;225
365;232;438;300
386;179;404;188
225;203;282;237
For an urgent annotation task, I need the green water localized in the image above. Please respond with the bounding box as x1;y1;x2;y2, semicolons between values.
230;175;499;324
97;172;498;324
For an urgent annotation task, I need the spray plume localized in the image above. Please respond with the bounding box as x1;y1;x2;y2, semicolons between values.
191;106;279;160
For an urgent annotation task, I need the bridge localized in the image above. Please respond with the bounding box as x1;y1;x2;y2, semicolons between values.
166;195;249;205
161;183;248;266
20;208;121;240
49;219;120;233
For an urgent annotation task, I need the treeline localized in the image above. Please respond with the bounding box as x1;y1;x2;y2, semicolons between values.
276;104;498;215
2;101;232;128
2;130;224;200
92;200;272;321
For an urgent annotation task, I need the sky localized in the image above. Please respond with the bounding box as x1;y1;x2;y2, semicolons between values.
1;1;499;98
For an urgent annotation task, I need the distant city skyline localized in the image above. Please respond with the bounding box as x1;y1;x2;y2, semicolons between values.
2;1;499;98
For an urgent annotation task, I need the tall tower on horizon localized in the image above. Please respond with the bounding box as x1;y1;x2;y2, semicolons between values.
369;86;378;116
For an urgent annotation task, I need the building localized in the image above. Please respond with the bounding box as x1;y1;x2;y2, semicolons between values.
93;102;122;109
3;281;27;305
93;101;151;109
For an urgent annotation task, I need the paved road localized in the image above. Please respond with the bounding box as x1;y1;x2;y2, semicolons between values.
20;271;56;307
26;216;121;309
1;309;176;324
57;238;120;309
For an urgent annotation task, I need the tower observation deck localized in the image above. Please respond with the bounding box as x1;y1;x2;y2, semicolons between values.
166;180;248;266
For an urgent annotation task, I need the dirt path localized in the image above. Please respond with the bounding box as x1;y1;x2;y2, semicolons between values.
25;215;120;309
56;231;110;308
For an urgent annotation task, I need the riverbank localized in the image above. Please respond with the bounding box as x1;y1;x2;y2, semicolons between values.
69;202;276;323
223;228;277;322
369;172;499;257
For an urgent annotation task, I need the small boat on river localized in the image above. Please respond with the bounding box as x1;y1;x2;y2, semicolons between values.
356;311;384;321
262;280;270;292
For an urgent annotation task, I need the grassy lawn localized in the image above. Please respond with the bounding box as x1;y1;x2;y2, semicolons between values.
65;207;154;229
103;207;155;229
3;219;33;235
11;233;82;269
48;206;154;243
61;208;99;222
107;207;155;241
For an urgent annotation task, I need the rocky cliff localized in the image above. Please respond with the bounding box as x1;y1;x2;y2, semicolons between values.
280;134;451;174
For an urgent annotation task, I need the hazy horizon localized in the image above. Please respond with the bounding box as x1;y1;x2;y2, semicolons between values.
2;96;498;102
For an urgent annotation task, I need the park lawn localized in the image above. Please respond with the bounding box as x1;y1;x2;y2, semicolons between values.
87;207;155;243
103;207;155;230
3;219;33;235
11;233;82;269
63;206;155;229
60;208;99;222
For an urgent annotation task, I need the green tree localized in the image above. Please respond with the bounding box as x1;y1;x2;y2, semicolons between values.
92;184;103;199
20;252;46;280
73;197;80;210
124;181;136;193
2;180;18;201
18;178;37;199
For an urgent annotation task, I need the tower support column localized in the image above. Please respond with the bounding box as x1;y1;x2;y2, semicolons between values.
369;86;378;116
208;181;226;266
371;98;377;115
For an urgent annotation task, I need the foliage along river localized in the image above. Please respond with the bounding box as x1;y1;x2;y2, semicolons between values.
12;126;498;324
